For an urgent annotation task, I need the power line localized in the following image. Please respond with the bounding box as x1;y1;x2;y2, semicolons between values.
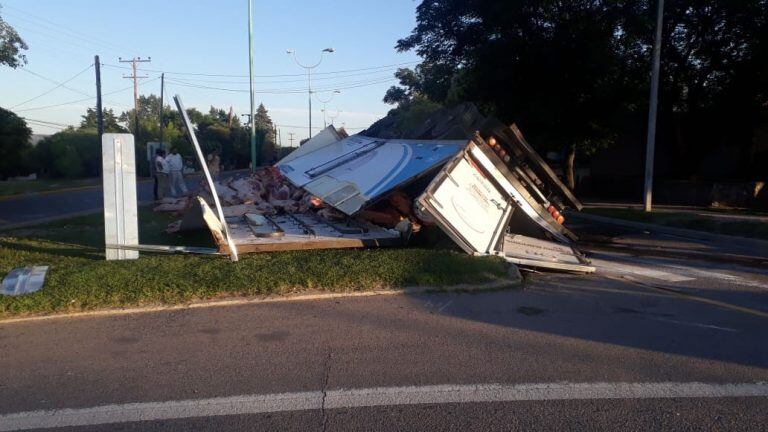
21;117;71;127
13;96;93;112
11;64;93;108
19;68;94;99
3;4;133;55
165;76;396;94
13;77;158;113
132;68;399;86
101;61;418;79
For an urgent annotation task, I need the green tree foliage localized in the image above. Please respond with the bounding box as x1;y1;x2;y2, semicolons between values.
390;0;768;185
80;108;127;133
0;107;32;179
253;103;277;165
33;129;100;178
0;6;27;68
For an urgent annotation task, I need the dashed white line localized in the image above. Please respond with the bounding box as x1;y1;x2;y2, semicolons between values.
1;382;767;431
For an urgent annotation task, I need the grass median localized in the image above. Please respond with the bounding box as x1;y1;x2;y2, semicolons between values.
0;208;512;318
0;178;102;197
583;207;768;241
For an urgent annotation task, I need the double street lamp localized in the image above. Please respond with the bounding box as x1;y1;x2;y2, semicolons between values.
286;48;335;141
321;109;342;126
316;89;341;128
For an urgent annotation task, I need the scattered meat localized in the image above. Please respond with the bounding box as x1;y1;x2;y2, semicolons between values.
160;167;421;235
356;192;422;233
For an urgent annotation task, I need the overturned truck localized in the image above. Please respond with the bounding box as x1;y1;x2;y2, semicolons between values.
173;99;594;273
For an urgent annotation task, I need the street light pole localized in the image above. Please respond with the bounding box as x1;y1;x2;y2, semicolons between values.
248;0;257;171
287;48;335;141
644;0;664;212
316;89;340;128
327;110;341;126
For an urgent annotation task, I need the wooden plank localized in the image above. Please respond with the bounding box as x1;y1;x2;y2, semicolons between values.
219;236;401;254
492;124;583;210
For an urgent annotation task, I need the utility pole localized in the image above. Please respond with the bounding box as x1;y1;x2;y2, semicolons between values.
119;56;151;135
248;0;258;171
644;0;664;212
94;55;104;136
288;132;295;147
159;72;164;148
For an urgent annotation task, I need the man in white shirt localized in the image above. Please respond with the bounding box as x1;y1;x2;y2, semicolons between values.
165;148;189;197
154;149;170;200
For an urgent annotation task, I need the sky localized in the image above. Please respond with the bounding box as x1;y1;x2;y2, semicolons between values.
0;0;421;144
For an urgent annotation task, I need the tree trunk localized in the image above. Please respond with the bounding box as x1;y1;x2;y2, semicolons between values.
566;143;577;190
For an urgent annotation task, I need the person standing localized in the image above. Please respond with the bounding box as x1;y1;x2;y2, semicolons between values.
154;149;170;200
150;148;158;201
207;150;221;180
166;148;189;197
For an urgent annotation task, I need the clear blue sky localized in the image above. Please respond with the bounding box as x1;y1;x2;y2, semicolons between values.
0;0;420;143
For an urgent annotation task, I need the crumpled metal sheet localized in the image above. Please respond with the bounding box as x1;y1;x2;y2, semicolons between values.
1;266;49;296
278;135;466;215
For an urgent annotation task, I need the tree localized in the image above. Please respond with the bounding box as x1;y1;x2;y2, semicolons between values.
390;0;645;189
253;103;277;164
0;107;32;179
32;129;100;178
393;0;768;187
80;108;127;133
0;6;27;68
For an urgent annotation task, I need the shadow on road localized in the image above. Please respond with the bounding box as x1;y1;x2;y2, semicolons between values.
404;273;768;369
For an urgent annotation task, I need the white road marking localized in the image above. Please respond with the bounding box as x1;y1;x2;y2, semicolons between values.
1;382;767;431
645;316;739;332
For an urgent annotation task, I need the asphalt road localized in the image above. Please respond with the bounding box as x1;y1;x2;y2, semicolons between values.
1;251;767;431
0;171;247;228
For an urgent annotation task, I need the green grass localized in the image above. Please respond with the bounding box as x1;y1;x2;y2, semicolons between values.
0;209;511;318
583;207;768;241
0;178;104;197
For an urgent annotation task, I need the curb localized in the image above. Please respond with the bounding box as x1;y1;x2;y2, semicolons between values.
0;277;522;325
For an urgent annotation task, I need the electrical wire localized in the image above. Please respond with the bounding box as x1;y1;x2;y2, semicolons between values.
19;68;94;99
11;64;94;108
14;77;159;112
101;61;418;79
165;76;396;94
3;5;133;55
121;68;400;86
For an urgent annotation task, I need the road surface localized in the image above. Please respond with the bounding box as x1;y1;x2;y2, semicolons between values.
0;171;247;229
1;250;766;431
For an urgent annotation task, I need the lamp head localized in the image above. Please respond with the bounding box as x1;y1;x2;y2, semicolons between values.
323;48;335;53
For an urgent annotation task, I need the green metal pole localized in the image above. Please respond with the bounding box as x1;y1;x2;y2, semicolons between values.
248;0;258;171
